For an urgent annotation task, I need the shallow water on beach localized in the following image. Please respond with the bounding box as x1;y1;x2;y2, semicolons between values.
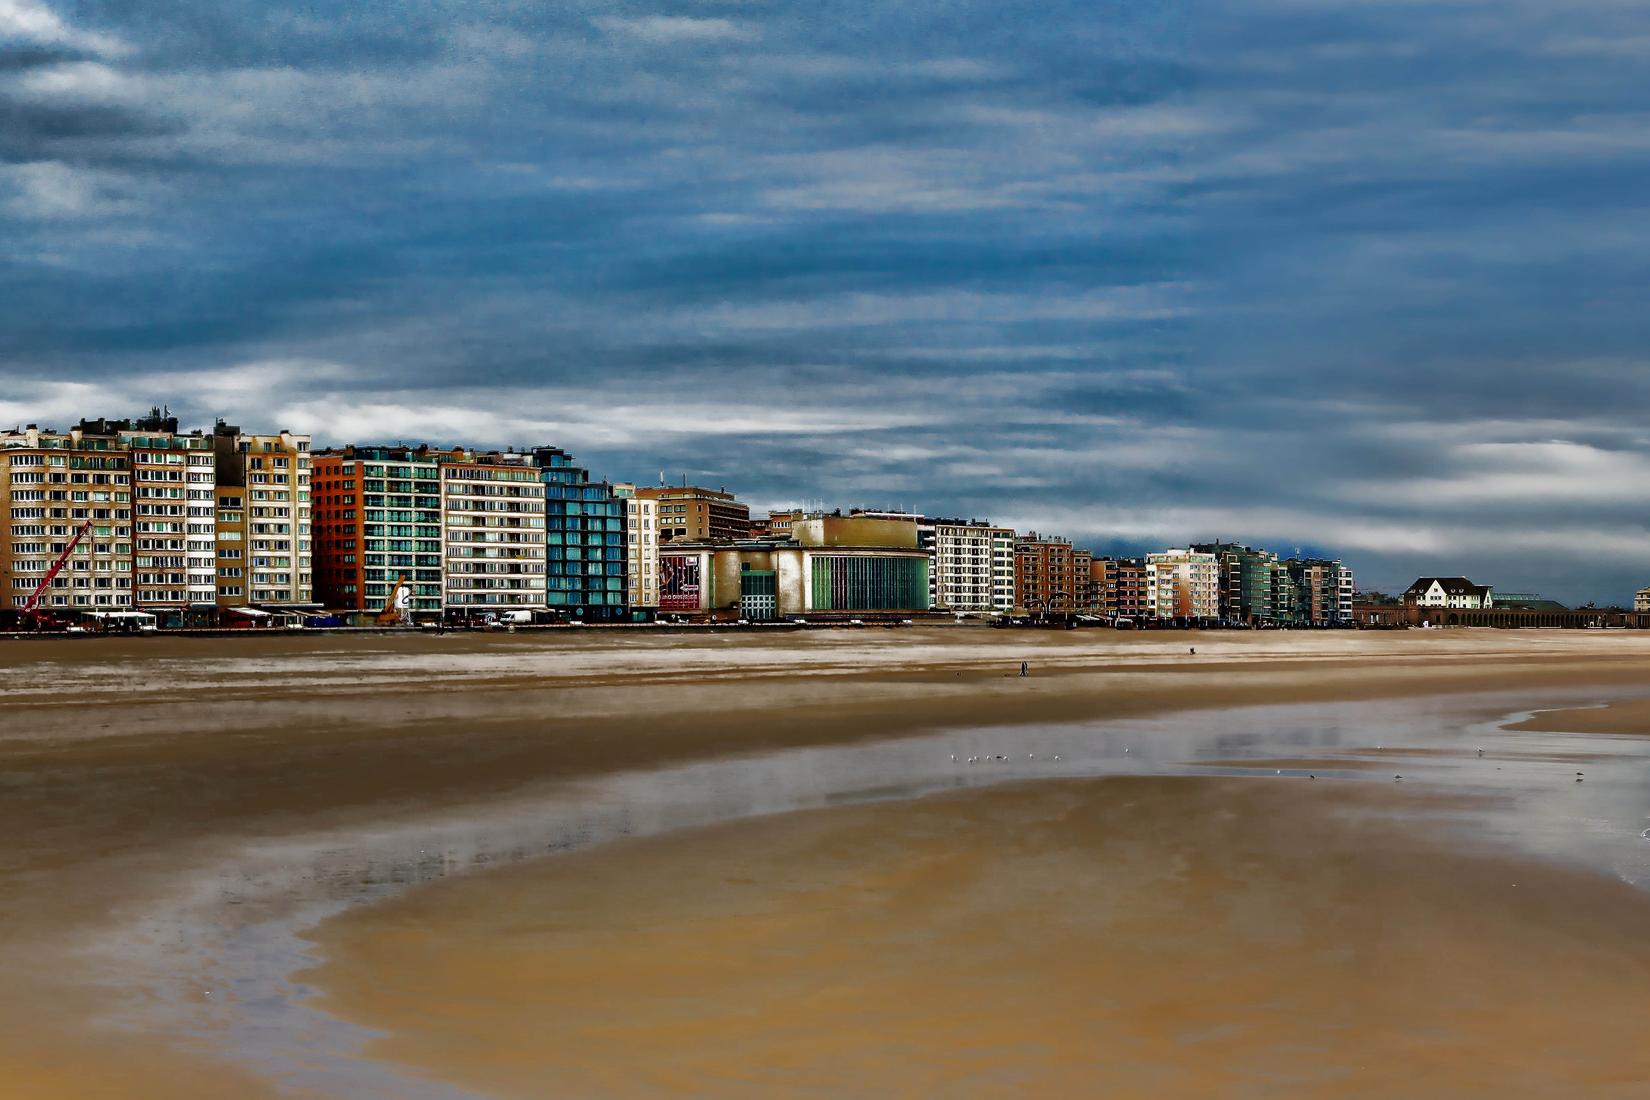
90;686;1650;1097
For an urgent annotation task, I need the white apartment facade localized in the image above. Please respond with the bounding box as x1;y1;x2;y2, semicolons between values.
440;453;548;614
931;520;1015;614
110;419;218;610
1145;549;1220;620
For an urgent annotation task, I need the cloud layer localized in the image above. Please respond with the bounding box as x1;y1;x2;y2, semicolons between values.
3;0;1649;603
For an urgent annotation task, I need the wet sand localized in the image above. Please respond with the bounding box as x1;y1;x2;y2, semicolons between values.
3;629;1650;1096
306;777;1650;1099
1507;697;1650;736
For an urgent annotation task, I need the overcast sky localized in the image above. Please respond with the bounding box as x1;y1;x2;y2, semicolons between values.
4;0;1649;602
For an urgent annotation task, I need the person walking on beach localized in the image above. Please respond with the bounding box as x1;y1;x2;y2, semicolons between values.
1020;661;1029;677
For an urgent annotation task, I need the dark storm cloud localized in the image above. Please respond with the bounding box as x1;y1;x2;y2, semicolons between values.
4;0;1650;602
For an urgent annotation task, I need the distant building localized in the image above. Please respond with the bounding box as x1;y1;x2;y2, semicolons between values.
1090;557;1147;619
1015;533;1092;615
659;514;930;620
619;484;751;608
313;446;444;615
533;446;627;620
1404;577;1492;610
1145;549;1219;621
1492;592;1567;612
212;423;312;609
647;485;751;543
845;510;1016;615
1191;542;1280;623
1637;587;1650;613
69;414;218;616
1288;558;1355;625
440;451;547;617
0;424;134;618
749;509;801;539
614;485;657;607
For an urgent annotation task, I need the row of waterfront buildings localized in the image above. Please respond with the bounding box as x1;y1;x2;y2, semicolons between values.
0;412;1356;626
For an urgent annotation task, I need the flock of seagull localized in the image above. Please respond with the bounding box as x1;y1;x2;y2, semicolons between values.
951;752;1061;765
948;744;1595;786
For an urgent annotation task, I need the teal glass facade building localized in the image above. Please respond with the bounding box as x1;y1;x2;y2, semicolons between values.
533;446;627;620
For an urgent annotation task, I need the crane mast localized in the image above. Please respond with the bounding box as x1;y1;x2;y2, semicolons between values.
20;518;95;623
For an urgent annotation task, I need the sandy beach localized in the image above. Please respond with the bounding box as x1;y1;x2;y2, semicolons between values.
4;628;1650;1097
306;778;1650;1099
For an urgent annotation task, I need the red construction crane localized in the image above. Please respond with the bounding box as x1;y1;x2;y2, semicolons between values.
19;518;94;626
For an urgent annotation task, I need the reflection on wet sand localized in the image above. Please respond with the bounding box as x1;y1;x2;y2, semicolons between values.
116;690;1650;1098
306;777;1650;1100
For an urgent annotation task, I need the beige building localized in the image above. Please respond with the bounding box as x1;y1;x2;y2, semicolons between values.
749;509;801;539
615;484;660;607
618;484;750;608
658;514;929;620
1;425;134;618
440;450;547;616
1637;587;1650;613
1145;549;1220;620
63;414;217;614
212;424;312;607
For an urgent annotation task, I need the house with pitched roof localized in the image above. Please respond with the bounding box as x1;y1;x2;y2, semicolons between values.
1403;577;1493;609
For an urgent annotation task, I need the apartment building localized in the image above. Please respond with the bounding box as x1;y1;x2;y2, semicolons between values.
1191;542;1280;623
1145;549;1220;620
533;446;627;620
1090;556;1147;618
441;451;547;616
614;485;657;607
931;519;1015;614
69;414;217;614
1014;532;1092;615
312;446;444;616
212;424;312;607
1113;558;1146;618
1291;558;1355;625
0;425;133;617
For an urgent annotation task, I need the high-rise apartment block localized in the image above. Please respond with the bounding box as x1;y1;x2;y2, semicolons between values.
65;414;218;613
213;424;312;608
1290;558;1355;625
931;520;1015;614
534;447;627;620
1;424;134;615
441;452;547;615
1014;533;1092;615
312;446;444;616
1191;542;1279;624
1145;549;1220;620
1090;556;1148;619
